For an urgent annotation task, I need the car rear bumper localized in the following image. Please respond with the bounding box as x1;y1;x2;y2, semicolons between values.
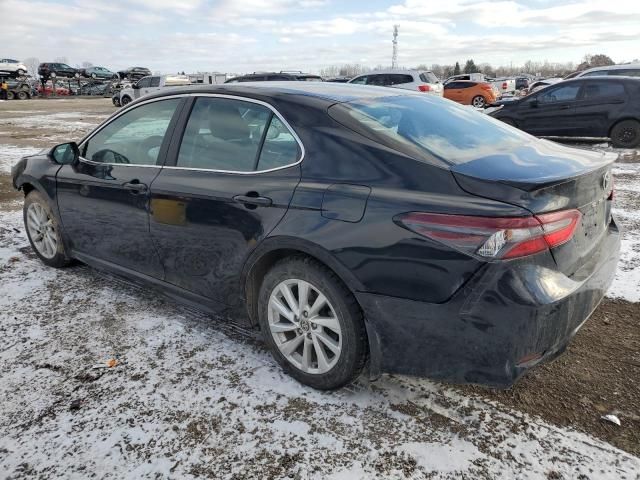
358;219;621;387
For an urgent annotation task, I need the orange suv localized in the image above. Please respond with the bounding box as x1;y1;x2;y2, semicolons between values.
443;80;497;108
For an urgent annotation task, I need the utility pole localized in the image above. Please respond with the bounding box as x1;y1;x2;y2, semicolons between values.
392;25;399;69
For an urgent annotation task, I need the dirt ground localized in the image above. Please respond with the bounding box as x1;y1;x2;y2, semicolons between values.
1;98;638;479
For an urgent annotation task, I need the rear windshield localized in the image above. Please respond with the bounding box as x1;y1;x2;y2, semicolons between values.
328;95;529;165
420;72;438;83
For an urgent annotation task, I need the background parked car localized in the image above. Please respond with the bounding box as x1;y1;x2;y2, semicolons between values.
443;80;497;108
117;67;152;81
225;71;323;82
564;63;640;79
0;58;28;78
490;77;640;147
348;69;444;95
325;76;352;83
445;73;515;96
38;62;80;79
528;77;563;93
80;66;117;80
36;84;70;96
118;74;191;106
515;77;530;91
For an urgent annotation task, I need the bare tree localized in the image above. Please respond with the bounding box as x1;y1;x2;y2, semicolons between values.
54;56;69;65
22;57;40;76
81;61;93;68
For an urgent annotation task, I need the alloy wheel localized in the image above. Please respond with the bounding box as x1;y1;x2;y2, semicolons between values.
472;96;485;108
268;279;342;374
26;202;58;259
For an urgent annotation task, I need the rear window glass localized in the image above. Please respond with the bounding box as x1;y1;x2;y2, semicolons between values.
328;95;528;165
420;72;438;83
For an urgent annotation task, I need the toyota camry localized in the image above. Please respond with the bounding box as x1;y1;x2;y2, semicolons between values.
11;83;620;390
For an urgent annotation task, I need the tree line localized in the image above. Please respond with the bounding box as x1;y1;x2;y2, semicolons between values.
319;53;632;79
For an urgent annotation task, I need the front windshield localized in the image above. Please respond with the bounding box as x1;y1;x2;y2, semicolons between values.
329;95;530;165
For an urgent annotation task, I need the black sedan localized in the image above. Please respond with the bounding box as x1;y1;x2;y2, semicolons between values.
117;67;152;81
490;77;640;148
11;83;619;390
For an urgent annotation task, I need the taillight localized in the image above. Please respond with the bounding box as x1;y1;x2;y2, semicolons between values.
395;210;582;260
418;85;431;92
502;82;508;90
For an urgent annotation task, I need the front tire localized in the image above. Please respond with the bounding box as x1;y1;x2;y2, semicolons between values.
610;120;640;148
257;256;367;390
120;95;131;106
17;90;28;100
24;191;71;268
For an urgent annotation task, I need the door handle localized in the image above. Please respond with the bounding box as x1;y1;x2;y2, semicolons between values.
233;194;272;207
123;181;148;194
558;105;570;110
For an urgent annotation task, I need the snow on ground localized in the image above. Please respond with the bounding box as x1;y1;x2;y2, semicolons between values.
0;145;44;174
608;162;640;302
0;209;639;479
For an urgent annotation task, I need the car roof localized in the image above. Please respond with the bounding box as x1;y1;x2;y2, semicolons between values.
353;70;423;76
143;82;422;105
580;63;640;74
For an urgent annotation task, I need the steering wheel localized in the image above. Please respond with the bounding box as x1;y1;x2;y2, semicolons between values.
92;148;130;164
137;135;165;164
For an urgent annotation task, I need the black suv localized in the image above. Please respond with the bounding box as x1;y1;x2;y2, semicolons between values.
38;63;80;79
490;77;640;148
117;67;152;81
225;72;323;83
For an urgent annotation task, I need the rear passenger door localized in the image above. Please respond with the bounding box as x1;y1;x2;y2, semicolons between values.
148;95;302;308
572;80;626;137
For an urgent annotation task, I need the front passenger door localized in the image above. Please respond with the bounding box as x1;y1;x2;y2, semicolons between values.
56;98;183;278
519;83;582;136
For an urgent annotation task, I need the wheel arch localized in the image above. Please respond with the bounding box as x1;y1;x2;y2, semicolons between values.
608;116;640;136
242;237;365;327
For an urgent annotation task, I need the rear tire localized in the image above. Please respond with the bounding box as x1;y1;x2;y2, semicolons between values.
17;90;28;100
120;95;131;106
6;91;15;100
471;95;486;108
23;190;72;268
610;120;640;148
257;256;367;390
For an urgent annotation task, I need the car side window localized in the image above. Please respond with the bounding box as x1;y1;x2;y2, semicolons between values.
257;116;300;170
387;74;413;85
366;75;386;86
137;77;151;88
350;76;367;85
581;81;625;99
83;99;181;165
176;97;271;172
150;77;161;87
609;69;640;77
538;84;581;103
460;83;474;89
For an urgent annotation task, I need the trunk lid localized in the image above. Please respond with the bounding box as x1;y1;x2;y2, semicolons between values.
450;140;616;275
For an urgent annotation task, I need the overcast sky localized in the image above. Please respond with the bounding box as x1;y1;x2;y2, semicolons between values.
2;0;639;74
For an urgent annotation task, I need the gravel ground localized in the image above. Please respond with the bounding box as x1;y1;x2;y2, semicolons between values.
0;98;639;479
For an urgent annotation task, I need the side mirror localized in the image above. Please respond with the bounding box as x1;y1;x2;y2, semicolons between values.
132;83;139;89
50;142;79;165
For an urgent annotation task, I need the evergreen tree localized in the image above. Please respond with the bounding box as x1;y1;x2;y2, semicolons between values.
463;59;478;74
453;61;461;75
